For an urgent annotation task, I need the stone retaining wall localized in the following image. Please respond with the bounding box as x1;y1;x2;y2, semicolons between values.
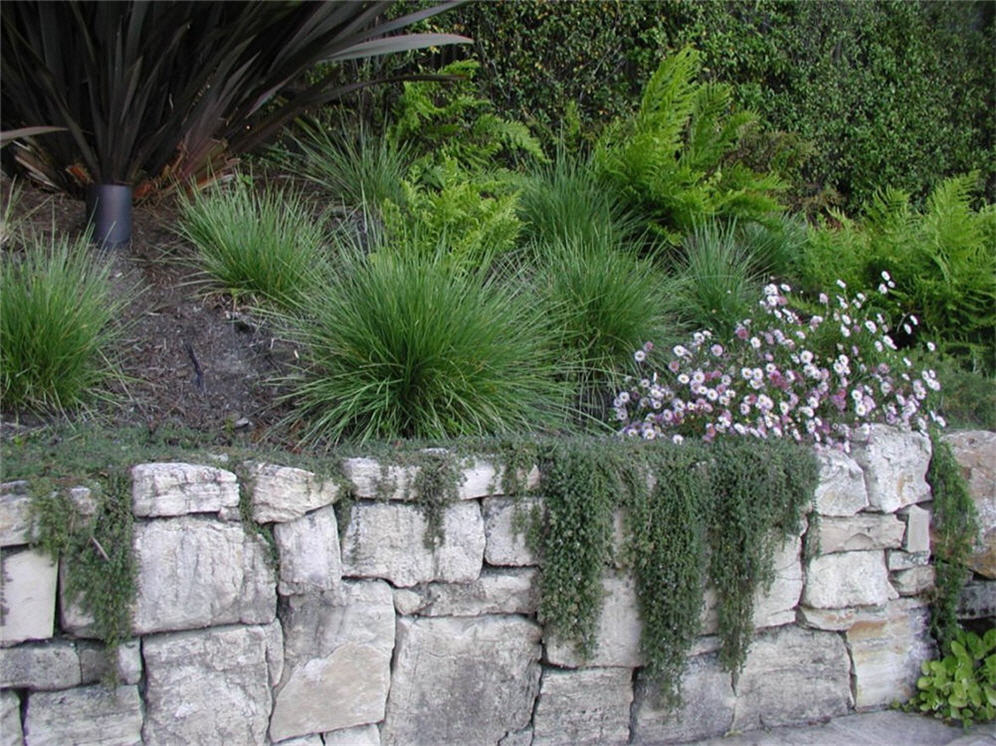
1;426;993;745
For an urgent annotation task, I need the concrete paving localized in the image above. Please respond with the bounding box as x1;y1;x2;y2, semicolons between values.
686;710;996;746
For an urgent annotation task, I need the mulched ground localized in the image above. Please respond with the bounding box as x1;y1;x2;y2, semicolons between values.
2;174;301;447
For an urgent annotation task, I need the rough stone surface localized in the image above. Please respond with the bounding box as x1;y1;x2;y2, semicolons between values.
0;641;80;691
341;458;415;500
382;615;542;746
0;482;34;546
78;639;142;685
270;581;395;743
142;624;274;745
812;513;906;553
851;424;931;512
499;728;534;746
1;689;22;746
803;550;898;608
482;497;540;566
273;737;323;746
753;534;804;628
544;571;643;668
797;605;864;632
248;462;340;524
900;504;932;554
23;685;142;746
958;580;996;620
848;601;934;709
732;625;852;730
0;547;57;645
813;449;869;516
273;505;341;595
892;565;936;596
887;550;931;571
631;653;735;744
129;516;275;634
944;430;996;579
459;458;500;500
341;501;484;587
323;725;381;746
394;568;537;617
131;462;239;517
532;667;633;746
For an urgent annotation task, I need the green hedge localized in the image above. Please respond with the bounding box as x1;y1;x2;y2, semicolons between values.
401;0;993;215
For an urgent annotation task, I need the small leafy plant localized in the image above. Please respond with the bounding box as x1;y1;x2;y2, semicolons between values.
612;277;941;451
908;628;996;728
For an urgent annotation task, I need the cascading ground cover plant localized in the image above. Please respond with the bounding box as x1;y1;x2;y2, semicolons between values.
612;274;942;451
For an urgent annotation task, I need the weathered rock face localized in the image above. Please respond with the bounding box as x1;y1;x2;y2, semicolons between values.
943;430;996;579
532;667;633;746
631;653;735;744
482;497;541;566
852;425;931;512
0;548;57;645
341;500;484;587
732;625;852;730
142;624;277;745
1;689;22;746
393;568;538;618
382;615;542;746
0;641;80;691
323;724;382;746
0;481;34;546
24;685;143;746
273;505;342;596
248;462;341;524
78;639;142;686
811;513;906;553
803;550;898;608
129;516;276;634
131;462;239;518
270;581;395;743
753;533;804;629
813;449;868;516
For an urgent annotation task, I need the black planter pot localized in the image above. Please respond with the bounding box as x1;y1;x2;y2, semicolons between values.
86;184;132;249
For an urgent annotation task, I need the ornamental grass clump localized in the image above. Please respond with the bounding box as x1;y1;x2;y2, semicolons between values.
279;245;560;444
1;230;126;412
612;274;942;451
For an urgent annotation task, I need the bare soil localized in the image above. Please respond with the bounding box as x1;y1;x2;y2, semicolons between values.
3;177;300;447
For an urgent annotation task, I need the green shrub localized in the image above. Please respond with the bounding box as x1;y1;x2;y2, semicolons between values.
532;236;670;423
907;627;996;728
176;175;330;308
1;231;125;412
278;244;560;444
593;46;784;244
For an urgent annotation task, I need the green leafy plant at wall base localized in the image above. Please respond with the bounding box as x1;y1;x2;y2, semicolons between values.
908;628;996;728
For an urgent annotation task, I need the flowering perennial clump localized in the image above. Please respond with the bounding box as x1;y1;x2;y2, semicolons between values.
613;274;942;451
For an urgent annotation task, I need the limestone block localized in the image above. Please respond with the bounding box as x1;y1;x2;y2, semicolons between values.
248;462;341;523
532;667;633;746
811;513;906;553
382;615;542;746
461;459;540;500
803;551;898;608
274;505;341;595
545;571;643;668
0;641;80;690
499;728;533;746
753;534;803;629
732;625;851;730
482;497;540;566
264;618;285;687
0;548;57;645
273;736;324;746
131;462;239;517
813;448;868;516
341;501;484;587
887;549;931;571
129;516;275;635
0;481;34;546
24;685;142;746
395;568;538;617
848;601;934;708
78;639;142;685
271;581;395;742
944;430;996;579
892;566;935;596
142;624;274;745
851;424;931;512
1;689;22;746
900;504;931;553
341;457;416;500
323;724;381;746
958;580;996;620
797;605;862;632
631;653;735;744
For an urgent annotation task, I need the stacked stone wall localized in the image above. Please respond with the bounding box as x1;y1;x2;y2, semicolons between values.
1;426;993;745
